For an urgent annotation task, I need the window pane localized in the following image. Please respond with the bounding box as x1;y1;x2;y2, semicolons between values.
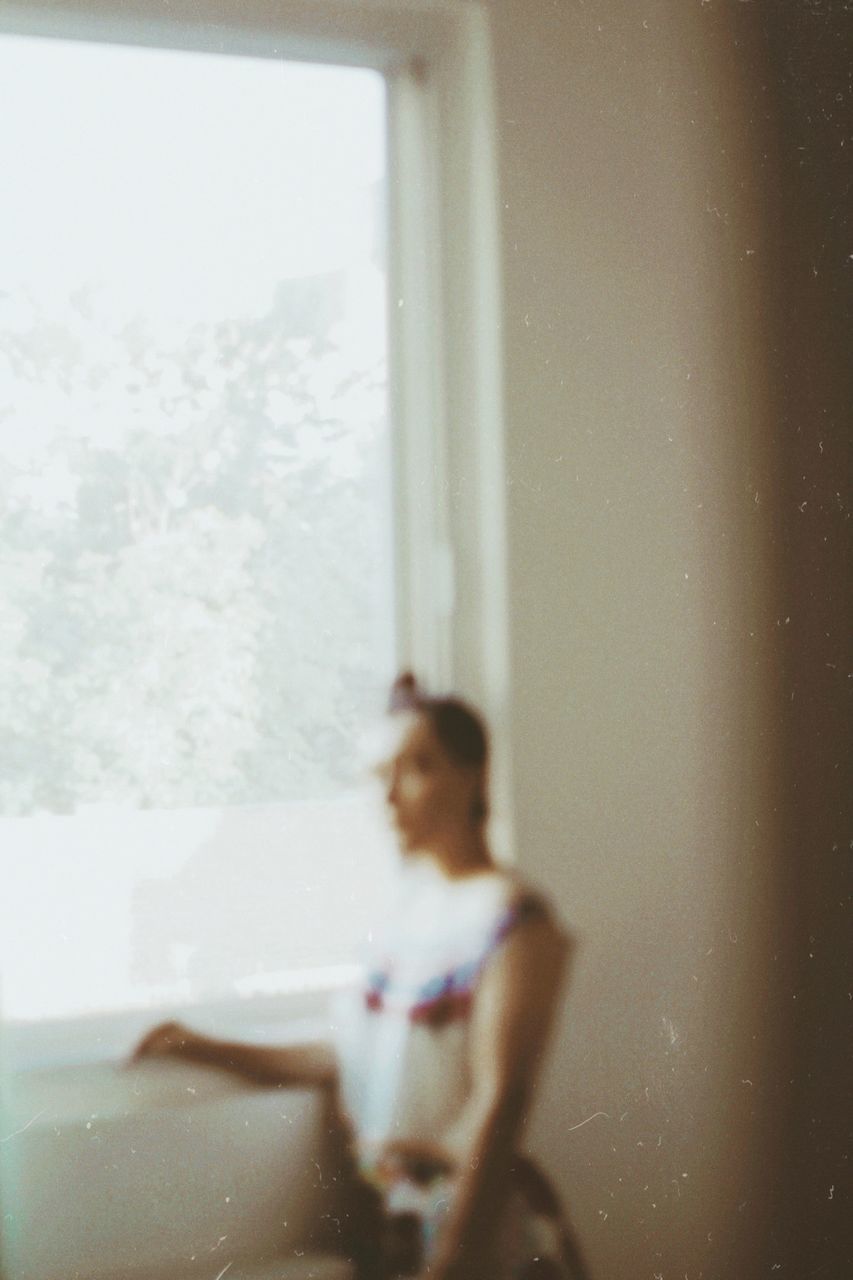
0;36;395;1023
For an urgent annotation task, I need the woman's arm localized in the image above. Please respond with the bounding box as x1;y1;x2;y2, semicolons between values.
425;913;570;1280
129;1020;338;1089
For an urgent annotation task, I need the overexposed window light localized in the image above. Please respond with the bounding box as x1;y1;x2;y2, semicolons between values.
0;35;396;1024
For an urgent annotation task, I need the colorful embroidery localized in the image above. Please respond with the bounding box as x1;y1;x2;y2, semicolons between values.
363;892;545;1023
365;968;390;1011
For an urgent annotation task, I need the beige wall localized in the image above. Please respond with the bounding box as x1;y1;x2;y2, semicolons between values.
484;2;849;1277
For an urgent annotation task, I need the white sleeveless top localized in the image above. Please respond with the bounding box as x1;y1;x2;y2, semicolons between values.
332;858;546;1167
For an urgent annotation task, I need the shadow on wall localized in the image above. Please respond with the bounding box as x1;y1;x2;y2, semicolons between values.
763;4;853;1276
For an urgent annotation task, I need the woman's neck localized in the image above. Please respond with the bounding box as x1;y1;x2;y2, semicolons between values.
420;829;494;880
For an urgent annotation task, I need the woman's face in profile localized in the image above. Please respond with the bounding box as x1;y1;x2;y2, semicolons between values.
376;711;478;853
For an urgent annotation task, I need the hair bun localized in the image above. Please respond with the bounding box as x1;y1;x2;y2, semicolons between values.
388;670;423;712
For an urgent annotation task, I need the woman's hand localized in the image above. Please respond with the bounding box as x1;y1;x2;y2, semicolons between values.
378;1136;456;1184
415;1264;478;1280
129;1019;196;1063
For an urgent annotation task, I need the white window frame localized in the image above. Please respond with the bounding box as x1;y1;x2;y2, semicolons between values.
0;0;512;1069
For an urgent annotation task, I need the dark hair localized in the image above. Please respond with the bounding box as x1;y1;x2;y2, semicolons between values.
388;672;489;821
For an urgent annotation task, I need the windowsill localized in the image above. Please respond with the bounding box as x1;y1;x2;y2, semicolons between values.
2;970;356;1075
1;1029;347;1280
3;1056;323;1132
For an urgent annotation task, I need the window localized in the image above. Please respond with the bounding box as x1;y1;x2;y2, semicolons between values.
0;0;510;1064
0;35;396;1030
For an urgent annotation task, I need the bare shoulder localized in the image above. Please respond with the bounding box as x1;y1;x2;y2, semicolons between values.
495;870;574;960
473;874;571;1005
469;874;571;1091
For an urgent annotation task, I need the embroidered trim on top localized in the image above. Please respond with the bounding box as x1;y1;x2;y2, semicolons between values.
363;892;546;1025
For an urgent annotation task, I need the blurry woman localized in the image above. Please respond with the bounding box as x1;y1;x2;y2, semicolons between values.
132;673;584;1279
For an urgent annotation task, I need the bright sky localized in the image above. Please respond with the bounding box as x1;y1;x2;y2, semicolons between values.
0;34;386;324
